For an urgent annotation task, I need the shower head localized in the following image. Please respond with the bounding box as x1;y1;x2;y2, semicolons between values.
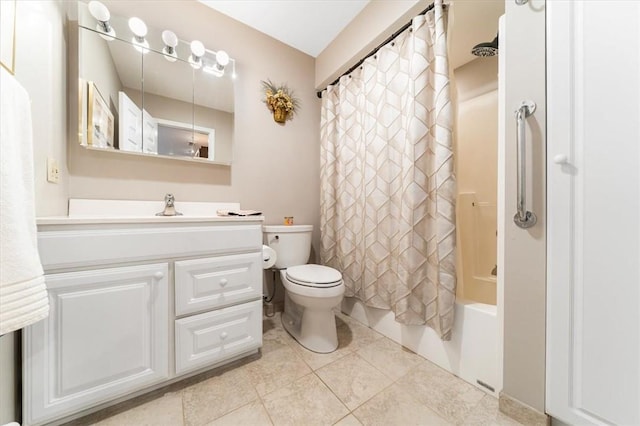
471;35;499;57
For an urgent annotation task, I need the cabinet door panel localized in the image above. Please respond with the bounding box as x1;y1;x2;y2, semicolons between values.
175;300;262;375
23;263;169;426
175;252;262;315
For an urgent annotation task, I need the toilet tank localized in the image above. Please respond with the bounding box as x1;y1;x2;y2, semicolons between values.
263;225;313;269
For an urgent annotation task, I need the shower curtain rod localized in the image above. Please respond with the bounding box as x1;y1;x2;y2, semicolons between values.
316;1;437;99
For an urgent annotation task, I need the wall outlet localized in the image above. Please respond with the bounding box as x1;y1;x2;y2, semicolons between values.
47;157;59;183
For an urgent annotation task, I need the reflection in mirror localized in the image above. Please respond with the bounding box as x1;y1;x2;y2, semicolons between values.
76;1;235;164
79;28;143;150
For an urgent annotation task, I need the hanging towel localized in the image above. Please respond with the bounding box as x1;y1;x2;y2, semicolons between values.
0;67;49;335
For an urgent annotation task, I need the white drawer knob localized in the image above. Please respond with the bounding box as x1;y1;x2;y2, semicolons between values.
153;271;165;280
219;278;228;287
220;331;228;340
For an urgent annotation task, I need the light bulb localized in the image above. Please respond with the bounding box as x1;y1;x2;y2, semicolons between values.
88;1;109;21
189;40;205;69
216;50;229;68
129;17;149;54
128;17;147;37
162;30;178;62
190;40;205;57
88;1;116;40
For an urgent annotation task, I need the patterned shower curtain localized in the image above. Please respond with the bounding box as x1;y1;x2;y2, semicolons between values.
320;1;456;339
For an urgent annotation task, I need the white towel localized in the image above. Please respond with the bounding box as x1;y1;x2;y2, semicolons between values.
0;67;49;335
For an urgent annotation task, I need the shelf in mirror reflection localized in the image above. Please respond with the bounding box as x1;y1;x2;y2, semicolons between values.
79;144;231;166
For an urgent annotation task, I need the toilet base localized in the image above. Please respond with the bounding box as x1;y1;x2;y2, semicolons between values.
282;294;339;353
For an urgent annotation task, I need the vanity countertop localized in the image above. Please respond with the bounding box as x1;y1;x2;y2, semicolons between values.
36;215;264;225
37;199;265;226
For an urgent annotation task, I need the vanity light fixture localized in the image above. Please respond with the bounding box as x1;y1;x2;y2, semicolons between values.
189;40;205;69
88;1;116;40
161;30;178;62
129;17;149;54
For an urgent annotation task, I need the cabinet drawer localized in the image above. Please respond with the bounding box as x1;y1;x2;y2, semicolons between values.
175;300;262;375
175;253;262;315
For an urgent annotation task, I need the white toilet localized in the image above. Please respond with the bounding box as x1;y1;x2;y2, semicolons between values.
263;225;344;353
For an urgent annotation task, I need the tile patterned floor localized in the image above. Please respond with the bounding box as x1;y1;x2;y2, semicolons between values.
84;312;522;426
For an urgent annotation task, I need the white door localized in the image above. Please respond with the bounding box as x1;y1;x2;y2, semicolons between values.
23;263;169;425
546;1;640;425
118;91;142;152
142;109;158;154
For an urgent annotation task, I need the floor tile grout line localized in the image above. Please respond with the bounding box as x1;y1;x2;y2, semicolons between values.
310;370;352;416
347;379;396;417
254;391;277;426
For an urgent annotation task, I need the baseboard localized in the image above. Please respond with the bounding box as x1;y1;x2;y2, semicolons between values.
498;392;549;426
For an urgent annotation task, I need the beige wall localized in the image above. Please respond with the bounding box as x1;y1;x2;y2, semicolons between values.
315;0;423;89
500;0;546;413
79;25;123;115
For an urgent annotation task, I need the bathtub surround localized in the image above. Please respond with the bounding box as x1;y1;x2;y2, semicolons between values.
320;2;456;339
454;57;499;304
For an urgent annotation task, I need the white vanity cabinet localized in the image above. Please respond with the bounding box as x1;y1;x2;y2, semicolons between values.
23;264;169;425
24;217;264;426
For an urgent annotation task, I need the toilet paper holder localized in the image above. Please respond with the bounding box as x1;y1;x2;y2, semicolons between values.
262;245;277;269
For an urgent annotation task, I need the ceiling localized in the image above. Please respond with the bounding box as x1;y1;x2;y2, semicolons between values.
199;0;504;70
198;0;370;58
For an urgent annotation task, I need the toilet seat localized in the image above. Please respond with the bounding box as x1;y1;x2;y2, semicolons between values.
285;264;342;288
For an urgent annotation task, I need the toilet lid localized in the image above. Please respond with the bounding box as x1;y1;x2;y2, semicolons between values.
286;264;342;288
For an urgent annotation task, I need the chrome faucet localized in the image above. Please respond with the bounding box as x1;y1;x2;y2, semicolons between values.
155;193;183;216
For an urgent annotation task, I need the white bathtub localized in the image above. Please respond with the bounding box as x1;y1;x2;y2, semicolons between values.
341;297;500;395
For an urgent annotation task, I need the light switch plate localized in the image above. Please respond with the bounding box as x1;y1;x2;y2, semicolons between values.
47;157;59;183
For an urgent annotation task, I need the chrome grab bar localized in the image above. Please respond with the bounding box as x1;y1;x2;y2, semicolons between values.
513;100;537;229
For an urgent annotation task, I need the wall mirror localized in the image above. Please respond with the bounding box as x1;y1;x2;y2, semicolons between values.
74;1;235;164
